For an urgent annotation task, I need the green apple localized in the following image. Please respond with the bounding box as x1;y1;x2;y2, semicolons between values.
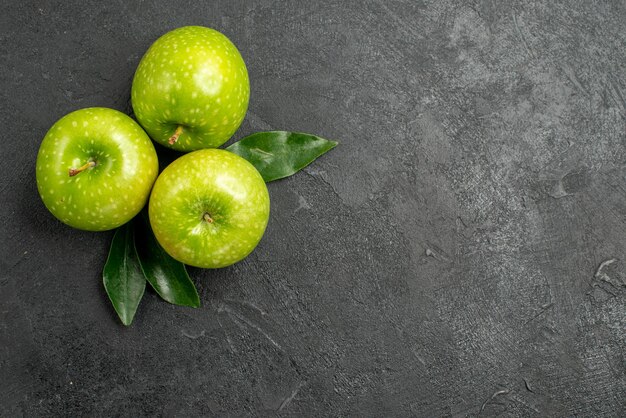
131;26;250;151
36;108;159;231
148;149;269;268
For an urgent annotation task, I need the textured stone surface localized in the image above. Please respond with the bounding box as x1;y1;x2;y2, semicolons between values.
1;0;625;416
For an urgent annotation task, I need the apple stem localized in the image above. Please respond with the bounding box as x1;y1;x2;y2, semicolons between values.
69;161;96;177
168;126;184;145
203;213;214;224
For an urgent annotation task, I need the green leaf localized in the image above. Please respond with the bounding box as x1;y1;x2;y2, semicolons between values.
134;213;200;308
103;223;146;326
226;131;338;182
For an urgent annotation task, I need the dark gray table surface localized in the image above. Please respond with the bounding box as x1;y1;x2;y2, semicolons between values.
1;1;625;416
